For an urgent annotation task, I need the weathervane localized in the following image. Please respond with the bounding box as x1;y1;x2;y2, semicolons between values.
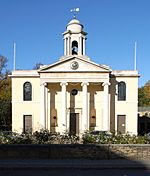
70;8;80;19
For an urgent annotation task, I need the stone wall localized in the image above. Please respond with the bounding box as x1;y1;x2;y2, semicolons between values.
0;144;150;159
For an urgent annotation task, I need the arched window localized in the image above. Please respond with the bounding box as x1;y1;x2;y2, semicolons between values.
72;41;78;55
118;81;126;101
23;82;32;101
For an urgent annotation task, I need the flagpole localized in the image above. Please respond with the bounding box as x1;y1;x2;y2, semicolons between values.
134;41;137;70
13;42;16;71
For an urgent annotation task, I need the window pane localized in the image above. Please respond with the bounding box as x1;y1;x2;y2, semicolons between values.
118;82;126;101
23;82;32;101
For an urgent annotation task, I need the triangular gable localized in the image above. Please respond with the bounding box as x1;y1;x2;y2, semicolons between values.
38;56;111;73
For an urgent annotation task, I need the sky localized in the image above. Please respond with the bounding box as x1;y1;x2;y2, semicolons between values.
0;0;150;87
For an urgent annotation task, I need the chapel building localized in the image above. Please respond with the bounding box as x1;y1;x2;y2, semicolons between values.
11;18;139;135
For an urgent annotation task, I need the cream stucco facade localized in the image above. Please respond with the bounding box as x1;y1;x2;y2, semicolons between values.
10;18;139;135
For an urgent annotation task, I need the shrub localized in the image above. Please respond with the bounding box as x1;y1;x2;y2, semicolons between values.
32;130;51;144
32;130;80;144
0;132;34;144
0;130;80;144
82;131;150;144
0;130;149;144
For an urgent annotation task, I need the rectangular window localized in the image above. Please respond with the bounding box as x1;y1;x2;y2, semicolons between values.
23;115;32;133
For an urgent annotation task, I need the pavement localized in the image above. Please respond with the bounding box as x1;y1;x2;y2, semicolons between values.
0;159;150;170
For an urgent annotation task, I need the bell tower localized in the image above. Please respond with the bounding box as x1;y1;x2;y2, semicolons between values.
63;18;87;56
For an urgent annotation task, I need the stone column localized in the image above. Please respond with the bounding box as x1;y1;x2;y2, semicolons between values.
64;38;67;55
67;36;70;55
83;37;85;55
60;82;68;133
40;82;47;129
102;82;110;131
45;84;48;129
81;82;89;132
79;36;82;55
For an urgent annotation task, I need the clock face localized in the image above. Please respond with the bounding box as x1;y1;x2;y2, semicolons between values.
71;61;79;70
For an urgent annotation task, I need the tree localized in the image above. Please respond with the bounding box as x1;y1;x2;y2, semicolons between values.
0;55;11;131
138;80;150;107
33;62;43;70
144;80;150;100
0;55;8;84
138;87;150;106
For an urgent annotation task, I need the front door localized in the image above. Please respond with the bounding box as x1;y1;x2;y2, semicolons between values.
117;115;126;134
70;113;79;135
23;115;32;133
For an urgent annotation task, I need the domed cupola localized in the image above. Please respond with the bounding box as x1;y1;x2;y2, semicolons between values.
66;19;83;33
63;18;87;56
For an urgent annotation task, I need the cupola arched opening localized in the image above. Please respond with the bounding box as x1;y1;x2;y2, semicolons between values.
72;41;78;55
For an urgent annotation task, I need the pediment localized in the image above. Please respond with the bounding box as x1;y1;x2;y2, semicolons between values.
38;56;111;73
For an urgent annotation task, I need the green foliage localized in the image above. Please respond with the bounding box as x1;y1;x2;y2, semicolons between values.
0;132;33;144
0;55;8;77
138;87;150;106
144;80;150;99
138;80;150;107
0;130;80;144
0;130;149;144
33;130;51;144
33;62;43;70
32;130;79;144
0;55;11;131
82;131;150;144
0;99;11;130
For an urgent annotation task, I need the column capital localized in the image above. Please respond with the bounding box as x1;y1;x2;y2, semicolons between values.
102;81;110;87
40;82;47;87
81;82;89;86
60;82;68;87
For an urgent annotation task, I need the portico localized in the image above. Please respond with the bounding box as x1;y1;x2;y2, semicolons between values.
39;78;110;134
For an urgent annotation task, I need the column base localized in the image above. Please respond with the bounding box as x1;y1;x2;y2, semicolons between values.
61;126;67;134
94;126;100;131
39;125;46;130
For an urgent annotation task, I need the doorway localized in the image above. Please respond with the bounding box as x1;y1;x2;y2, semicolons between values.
70;113;79;135
117;115;126;134
23;115;32;133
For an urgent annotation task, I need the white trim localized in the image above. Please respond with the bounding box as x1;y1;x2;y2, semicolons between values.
10;70;39;77
115;101;138;104
12;101;40;103
39;55;111;72
112;70;139;77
